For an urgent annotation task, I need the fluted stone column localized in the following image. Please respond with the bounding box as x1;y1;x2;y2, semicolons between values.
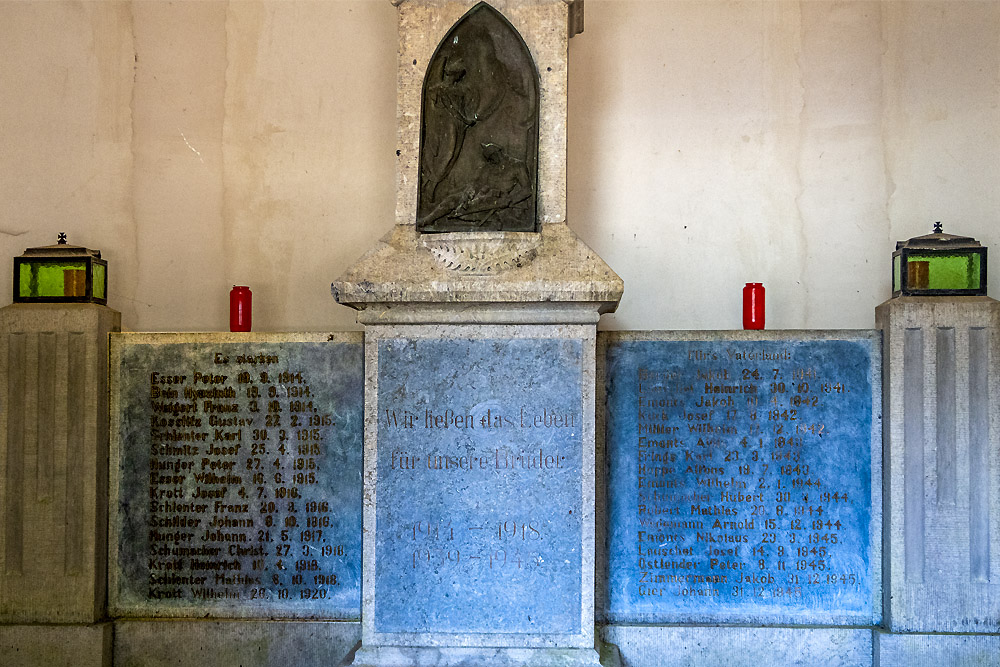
0;303;120;667
876;295;1000;658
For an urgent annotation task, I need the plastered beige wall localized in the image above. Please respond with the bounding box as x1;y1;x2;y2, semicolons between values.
1;1;997;331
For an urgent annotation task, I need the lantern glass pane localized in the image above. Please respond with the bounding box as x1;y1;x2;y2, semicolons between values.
893;255;901;293
18;263;32;298
93;263;105;299
906;253;981;291
18;261;89;298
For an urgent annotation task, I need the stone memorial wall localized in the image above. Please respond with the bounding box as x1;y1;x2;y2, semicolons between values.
600;331;881;625
6;323;1000;666
109;333;364;619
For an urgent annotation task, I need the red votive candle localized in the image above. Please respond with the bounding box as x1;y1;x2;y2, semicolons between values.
743;282;764;330
230;285;252;332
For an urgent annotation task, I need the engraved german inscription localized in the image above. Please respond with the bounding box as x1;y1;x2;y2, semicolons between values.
112;337;363;618
374;337;584;635
604;336;878;624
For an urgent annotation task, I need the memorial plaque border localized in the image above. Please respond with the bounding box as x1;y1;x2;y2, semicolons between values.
109;332;364;620
597;330;883;626
361;324;596;649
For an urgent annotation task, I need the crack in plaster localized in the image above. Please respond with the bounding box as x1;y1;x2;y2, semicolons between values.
878;2;898;256
127;1;140;325
792;3;809;326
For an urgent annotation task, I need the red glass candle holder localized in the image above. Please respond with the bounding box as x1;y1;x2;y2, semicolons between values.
743;282;764;330
230;285;252;332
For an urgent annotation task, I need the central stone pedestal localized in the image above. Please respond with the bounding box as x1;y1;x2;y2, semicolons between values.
333;2;622;662
335;236;621;665
354;323;599;665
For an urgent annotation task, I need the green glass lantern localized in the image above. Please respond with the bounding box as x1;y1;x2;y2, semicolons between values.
14;233;108;305
892;223;987;297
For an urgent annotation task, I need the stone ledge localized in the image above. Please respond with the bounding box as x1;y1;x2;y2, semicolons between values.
332;223;623;315
0;623;112;667
354;302;608;325
351;645;612;667
600;626;873;667
877;632;1000;665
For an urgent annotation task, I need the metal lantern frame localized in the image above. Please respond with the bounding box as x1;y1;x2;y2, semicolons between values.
892;225;987;298
14;237;108;305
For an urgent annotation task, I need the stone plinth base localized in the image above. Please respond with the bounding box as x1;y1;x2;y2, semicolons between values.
877;633;1000;665
114;620;361;667
352;644;620;667
600;626;873;667
0;622;111;667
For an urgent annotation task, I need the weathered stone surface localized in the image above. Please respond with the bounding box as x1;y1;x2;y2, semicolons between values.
876;296;1000;632
0;622;112;667
109;332;364;619
0;303;120;623
877;632;1000;666
332;223;623;320
113;619;360;667
373;334;583;635
352;645;607;667
600;331;882;625
599;625;872;667
362;324;597;651
332;2;620;319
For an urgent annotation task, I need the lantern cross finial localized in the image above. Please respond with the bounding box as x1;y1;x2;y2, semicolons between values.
57;232;67;244
933;221;943;234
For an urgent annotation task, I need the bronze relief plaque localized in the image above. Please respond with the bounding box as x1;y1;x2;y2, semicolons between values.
417;3;540;233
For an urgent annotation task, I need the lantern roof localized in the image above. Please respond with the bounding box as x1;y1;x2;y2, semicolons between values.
896;222;982;251
21;233;102;259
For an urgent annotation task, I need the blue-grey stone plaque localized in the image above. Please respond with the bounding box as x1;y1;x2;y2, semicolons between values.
373;336;584;635
109;333;363;619
602;331;881;625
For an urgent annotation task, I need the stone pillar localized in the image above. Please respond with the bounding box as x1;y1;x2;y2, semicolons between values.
334;208;623;667
876;296;1000;633
334;3;622;664
0;303;120;666
347;315;614;666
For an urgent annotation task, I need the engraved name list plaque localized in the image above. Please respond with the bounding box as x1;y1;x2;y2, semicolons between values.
602;331;881;625
109;333;364;618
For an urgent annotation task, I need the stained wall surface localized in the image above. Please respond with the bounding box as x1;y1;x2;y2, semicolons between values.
0;1;997;332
